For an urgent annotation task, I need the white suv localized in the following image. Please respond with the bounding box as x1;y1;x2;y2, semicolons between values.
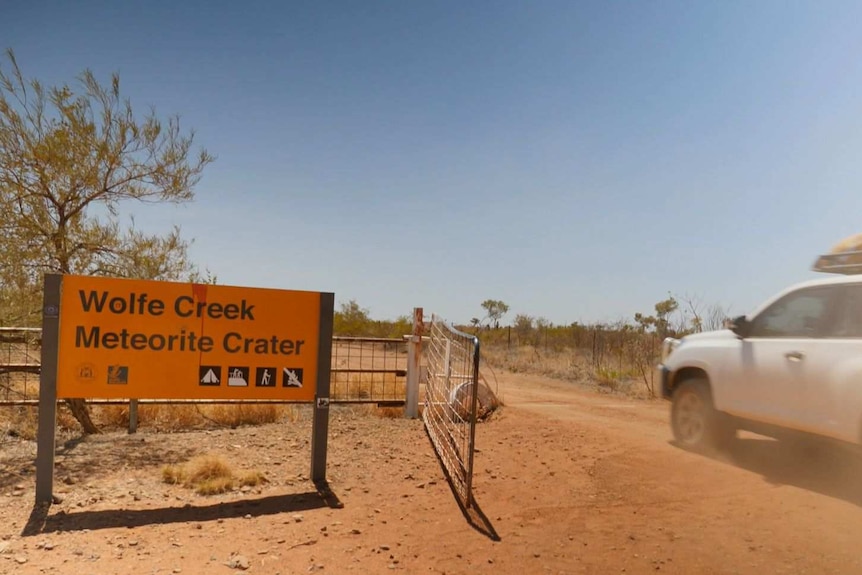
658;270;862;451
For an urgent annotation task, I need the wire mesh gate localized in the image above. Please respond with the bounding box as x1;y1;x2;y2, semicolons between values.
330;336;409;404
423;314;481;508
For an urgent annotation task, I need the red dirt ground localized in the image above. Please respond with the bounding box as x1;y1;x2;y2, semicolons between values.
2;370;862;574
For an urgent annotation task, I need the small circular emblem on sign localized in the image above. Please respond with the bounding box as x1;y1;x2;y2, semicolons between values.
75;363;97;382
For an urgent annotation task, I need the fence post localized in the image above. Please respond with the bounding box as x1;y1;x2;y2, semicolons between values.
405;307;423;419
128;400;138;434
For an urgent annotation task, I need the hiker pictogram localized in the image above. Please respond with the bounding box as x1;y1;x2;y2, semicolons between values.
255;367;276;387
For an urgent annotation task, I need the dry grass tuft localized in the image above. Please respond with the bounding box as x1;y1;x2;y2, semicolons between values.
205;404;284;428
162;454;256;496
195;476;235;495
374;406;404;419
162;464;186;485
331;372;405;402
1;406;38;440
184;455;233;485
347;404;408;419
239;471;267;487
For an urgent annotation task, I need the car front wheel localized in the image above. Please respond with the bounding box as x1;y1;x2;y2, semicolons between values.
671;378;732;451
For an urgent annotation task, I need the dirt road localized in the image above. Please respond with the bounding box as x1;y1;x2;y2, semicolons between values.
2;370;862;574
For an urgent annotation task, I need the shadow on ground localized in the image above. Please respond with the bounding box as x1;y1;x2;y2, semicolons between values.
2;431;202;491
423;426;500;541
23;486;342;536
673;434;862;508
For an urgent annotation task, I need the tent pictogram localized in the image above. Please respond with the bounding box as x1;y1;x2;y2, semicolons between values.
200;366;221;386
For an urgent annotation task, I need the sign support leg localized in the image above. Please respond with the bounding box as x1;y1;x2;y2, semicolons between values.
35;274;61;505
311;293;334;482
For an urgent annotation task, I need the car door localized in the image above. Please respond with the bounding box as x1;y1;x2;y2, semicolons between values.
801;283;862;442
730;285;840;429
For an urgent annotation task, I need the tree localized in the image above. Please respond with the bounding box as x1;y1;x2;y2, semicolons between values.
0;50;214;433
654;295;679;339
513;313;534;343
334;299;372;335
480;299;509;329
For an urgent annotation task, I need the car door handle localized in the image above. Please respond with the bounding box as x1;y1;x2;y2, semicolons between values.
784;351;805;362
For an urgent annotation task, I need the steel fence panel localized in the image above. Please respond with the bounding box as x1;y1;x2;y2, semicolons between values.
423;314;480;508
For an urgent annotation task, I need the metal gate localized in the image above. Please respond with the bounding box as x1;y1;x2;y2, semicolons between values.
423;315;481;508
330;336;409;405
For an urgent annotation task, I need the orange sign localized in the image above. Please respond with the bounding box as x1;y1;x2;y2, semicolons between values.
56;275;328;400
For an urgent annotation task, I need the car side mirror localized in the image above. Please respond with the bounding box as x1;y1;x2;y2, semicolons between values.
728;315;750;338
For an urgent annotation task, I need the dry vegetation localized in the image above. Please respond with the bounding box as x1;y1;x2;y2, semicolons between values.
0;400;301;440
479;333;661;399
470;294;730;399
162;454;267;495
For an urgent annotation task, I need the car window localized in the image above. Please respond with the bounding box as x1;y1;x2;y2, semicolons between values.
748;287;835;338
828;284;862;337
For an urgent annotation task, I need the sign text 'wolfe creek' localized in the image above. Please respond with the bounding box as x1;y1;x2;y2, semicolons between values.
73;290;306;355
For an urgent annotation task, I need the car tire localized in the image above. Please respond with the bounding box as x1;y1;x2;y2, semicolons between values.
671;378;734;451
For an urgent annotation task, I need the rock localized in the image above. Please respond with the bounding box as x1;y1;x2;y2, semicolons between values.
226;555;250;570
292;514;304;523
52;494;64;504
14;556;27;564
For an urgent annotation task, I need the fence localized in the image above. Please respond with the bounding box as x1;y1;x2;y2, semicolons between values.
0;329;415;407
422;314;481;508
0;327;42;402
331;336;409;404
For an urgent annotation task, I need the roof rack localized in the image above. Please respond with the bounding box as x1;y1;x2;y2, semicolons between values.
812;250;862;275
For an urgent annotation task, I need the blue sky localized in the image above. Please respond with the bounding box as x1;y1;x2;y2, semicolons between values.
4;1;862;326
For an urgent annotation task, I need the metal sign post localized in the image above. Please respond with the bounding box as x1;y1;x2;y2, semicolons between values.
35;274;61;504
311;293;334;482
